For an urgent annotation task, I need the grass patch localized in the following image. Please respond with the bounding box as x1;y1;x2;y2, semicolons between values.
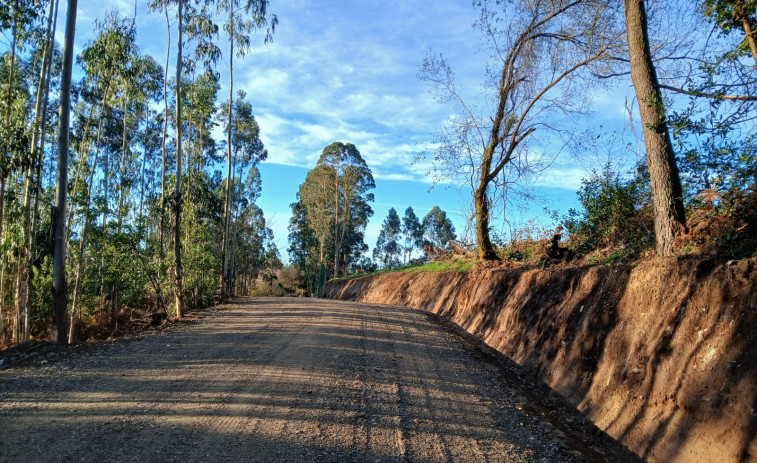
404;258;476;274
333;257;476;282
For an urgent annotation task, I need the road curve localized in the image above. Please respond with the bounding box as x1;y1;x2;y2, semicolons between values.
0;297;633;462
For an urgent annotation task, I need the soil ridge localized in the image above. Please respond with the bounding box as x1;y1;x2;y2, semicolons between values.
320;257;757;463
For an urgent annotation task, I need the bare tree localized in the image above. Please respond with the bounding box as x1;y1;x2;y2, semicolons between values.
421;0;624;260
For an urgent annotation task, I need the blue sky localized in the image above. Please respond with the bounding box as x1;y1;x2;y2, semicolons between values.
61;0;640;260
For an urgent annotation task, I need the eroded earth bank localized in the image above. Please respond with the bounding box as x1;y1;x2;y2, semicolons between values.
0;298;637;462
321;257;757;462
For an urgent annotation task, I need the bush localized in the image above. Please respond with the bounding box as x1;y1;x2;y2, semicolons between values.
563;164;653;261
682;186;757;258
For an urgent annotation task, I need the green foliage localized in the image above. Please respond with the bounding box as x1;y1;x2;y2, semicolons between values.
0;6;279;345
289;142;375;293
373;207;402;269
401;206;423;264
563;164;653;258
701;0;757;57
421;206;456;251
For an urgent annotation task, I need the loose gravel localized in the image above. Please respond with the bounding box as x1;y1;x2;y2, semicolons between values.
0;297;640;462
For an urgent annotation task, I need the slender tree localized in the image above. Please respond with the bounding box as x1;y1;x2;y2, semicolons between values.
401;206;422;264
218;0;276;300
147;0;172;262
1;0;21;250
172;0;185;318
52;0;78;343
15;0;58;341
374;208;402;269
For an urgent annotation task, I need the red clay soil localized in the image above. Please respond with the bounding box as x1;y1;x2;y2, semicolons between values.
321;257;757;463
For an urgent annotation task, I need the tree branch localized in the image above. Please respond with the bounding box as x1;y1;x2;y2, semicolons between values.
659;84;757;101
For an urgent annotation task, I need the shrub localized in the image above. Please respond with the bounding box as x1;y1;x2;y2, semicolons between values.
563;164;653;259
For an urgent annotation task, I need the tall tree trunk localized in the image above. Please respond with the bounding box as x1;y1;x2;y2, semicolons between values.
117;98;129;234
98;136;110;297
0;177;4;254
1;0;20;277
185;95;192;216
68;215;87;344
221;11;234;300
68;113;106;343
159;0;171;262
138;138;147;223
172;0;185;319
0;251;6;341
624;0;686;256
101;146;110;233
52;0;78;344
333;178;340;279
17;0;58;341
3;0;18;131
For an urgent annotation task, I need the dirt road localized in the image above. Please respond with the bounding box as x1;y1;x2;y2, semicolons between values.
0;298;637;462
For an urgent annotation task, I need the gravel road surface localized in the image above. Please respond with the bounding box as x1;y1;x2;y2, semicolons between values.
0;297;638;462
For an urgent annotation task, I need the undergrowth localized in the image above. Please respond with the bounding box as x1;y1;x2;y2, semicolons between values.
332;183;757;284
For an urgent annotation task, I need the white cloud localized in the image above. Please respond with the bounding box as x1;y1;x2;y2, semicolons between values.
533;167;588;191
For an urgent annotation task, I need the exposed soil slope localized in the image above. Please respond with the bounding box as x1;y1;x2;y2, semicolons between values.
321;257;757;462
0;298;636;462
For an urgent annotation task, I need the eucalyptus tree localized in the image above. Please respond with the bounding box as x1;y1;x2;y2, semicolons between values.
14;0;58;342
401;206;422;264
420;0;625;260
373;208;402;269
1;0;45;244
63;12;139;329
298;142;375;279
169;0;226;317
218;91;267;295
115;54;163;233
227;166;277;294
1;55;31;342
148;0;172;260
51;0;77;343
217;0;277;300
71;12;136;234
183;1;220;207
76;13;138;237
287;198;320;294
172;0;185;318
422;206;457;252
182;69;219;210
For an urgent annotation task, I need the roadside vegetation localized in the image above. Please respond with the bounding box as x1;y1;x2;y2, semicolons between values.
0;2;280;347
2;0;756;343
306;0;757;285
